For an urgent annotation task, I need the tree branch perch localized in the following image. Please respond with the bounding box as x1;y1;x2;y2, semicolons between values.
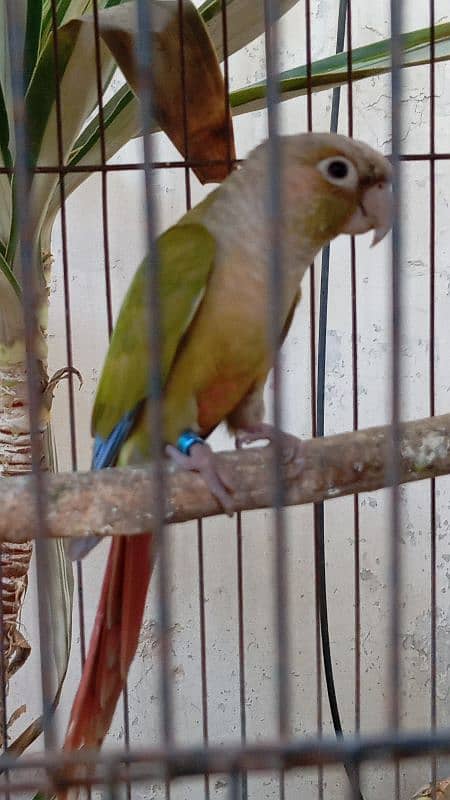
0;413;449;543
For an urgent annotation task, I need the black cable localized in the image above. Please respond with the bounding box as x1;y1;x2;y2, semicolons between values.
316;3;365;799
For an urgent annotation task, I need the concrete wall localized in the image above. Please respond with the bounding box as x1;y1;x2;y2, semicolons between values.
8;2;450;799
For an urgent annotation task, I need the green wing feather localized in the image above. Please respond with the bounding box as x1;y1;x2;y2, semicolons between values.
92;222;216;440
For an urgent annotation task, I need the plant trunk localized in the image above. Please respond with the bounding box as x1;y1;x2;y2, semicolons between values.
0;358;48;681
0;251;74;754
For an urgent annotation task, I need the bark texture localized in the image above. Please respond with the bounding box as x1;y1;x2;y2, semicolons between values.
0;412;446;543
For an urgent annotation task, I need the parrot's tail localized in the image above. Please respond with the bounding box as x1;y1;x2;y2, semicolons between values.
64;533;154;752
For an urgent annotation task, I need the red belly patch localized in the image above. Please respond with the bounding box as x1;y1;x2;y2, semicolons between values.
197;376;252;433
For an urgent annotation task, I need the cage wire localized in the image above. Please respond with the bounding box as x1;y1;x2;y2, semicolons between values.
0;0;448;799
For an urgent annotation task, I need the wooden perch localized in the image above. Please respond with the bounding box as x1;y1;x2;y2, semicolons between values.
0;413;449;543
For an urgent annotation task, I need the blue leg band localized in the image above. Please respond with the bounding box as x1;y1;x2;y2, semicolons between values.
176;429;204;455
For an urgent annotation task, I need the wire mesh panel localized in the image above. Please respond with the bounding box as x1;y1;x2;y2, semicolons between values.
0;1;449;800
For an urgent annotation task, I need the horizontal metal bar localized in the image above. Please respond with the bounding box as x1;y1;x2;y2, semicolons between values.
3;728;450;790
0;413;447;542
0;151;447;178
0;159;243;175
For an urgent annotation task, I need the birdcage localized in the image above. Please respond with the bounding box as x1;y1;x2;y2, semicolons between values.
0;2;448;800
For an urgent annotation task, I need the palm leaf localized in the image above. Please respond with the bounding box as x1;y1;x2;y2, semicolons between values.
230;22;450;114
32;0;234;249
53;18;450;226
25;13;117;246
0;252;21;299
0;4;13;253
23;2;44;89
43;0;300;222
40;0;91;49
42;83;140;242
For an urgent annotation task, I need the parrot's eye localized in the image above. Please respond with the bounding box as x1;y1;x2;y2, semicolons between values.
317;156;358;189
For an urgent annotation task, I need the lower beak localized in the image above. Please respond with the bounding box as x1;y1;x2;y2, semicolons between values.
342;182;393;246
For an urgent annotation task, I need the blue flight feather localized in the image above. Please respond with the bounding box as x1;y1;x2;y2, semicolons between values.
91;406;141;470
67;404;141;562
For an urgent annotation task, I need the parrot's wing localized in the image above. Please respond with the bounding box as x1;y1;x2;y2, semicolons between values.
92;222;216;444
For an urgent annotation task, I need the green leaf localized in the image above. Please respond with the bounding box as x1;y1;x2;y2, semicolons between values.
42;84;140;241
230;22;450;115
60;18;450;211
25;14;118;245
0;5;13;251
30;0;235;247
40;0;91;49
23;1;44;89
93;0;234;182
0;251;21;300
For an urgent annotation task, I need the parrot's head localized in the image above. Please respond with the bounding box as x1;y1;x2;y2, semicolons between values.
250;132;393;252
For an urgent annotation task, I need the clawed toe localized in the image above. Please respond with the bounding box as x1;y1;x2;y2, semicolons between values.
235;425;305;474
166;443;235;516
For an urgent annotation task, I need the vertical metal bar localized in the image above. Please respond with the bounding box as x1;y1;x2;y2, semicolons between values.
216;4;245;794
47;1;93;783
90;1;130;791
91;0;114;339
236;477;248;800
174;16;211;800
262;5;288;800
345;2;360;741
48;0;78;474
220;0;233;173
388;0;403;729
315;0;347;752
177;0;191;211
388;2;404;798
48;0;88;684
135;0;172;758
303;6;323;800
5;0;56;752
0;563;10;800
428;1;437;795
197;524;210;800
121;683;132;800
229;769;240;800
263;0;289;747
346;7;362;799
175;1;212;781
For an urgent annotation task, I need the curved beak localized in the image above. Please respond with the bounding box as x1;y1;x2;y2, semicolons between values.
342;181;393;247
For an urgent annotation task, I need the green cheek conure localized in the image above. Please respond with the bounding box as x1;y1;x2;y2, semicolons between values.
64;132;392;756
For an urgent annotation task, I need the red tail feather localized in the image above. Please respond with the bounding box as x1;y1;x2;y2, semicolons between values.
64;534;154;751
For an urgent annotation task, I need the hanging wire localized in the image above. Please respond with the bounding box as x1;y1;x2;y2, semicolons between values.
314;3;364;798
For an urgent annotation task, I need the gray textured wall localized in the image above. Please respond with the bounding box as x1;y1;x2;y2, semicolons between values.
9;2;450;799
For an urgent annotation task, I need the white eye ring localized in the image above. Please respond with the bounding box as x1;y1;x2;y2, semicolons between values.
317;156;358;189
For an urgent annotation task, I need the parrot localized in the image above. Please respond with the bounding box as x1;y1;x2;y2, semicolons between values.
63;132;392;755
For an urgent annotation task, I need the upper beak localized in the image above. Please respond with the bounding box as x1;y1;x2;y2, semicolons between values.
342;181;393;247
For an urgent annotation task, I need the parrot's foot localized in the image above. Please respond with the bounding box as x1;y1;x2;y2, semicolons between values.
235;423;305;474
166;442;235;516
